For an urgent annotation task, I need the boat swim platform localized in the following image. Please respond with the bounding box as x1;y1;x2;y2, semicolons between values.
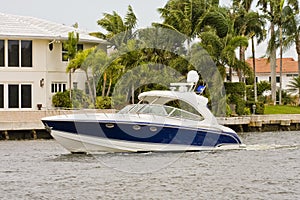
0;110;299;140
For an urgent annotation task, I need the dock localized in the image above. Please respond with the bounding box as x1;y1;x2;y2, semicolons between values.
0;111;299;140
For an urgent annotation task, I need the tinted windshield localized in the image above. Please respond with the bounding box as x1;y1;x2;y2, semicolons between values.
118;104;203;121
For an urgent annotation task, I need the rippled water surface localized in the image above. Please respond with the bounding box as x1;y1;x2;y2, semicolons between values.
0;131;299;199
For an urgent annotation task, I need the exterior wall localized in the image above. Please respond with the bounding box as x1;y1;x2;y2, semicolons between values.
0;37;106;110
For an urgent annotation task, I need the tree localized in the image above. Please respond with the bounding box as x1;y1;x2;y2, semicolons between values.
63;31;79;102
281;2;300;75
154;0;227;50
96;5;137;49
66;47;95;100
258;0;299;105
233;0;266;90
257;0;278;105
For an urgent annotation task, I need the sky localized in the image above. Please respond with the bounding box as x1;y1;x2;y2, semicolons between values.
0;0;297;60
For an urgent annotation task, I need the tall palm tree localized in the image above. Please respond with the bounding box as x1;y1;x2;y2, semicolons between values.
63;31;79;102
282;2;300;76
96;5;137;49
154;0;227;51
257;0;279;105
258;0;299;105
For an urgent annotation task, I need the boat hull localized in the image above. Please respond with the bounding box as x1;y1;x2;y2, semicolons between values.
43;119;242;153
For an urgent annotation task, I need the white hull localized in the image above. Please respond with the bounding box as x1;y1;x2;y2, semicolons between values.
51;130;242;153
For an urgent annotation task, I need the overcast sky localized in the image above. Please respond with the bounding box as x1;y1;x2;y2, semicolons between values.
0;0;296;59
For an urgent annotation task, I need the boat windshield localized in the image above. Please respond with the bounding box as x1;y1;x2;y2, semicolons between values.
118;104;203;121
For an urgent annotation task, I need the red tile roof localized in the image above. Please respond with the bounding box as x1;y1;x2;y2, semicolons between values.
246;58;298;73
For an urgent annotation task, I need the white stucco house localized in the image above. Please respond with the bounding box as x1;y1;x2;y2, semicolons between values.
229;57;299;93
0;12;106;110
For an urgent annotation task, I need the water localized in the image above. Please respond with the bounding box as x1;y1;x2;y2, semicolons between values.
0;131;299;200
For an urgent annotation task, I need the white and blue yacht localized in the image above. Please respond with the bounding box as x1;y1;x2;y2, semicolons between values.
42;71;242;153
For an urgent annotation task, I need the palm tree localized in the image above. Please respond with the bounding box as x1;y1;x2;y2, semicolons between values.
257;0;278;105
258;0;299;105
281;2;300;75
235;10;266;101
63;31;79;102
287;76;300;105
154;0;227;51
276;0;298;104
66;48;95;101
96;5;137;49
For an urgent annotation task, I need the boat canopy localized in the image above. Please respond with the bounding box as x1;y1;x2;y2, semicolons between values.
138;90;208;107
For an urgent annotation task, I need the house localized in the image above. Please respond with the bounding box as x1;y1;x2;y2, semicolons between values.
230;57;298;92
0;12;106;110
246;58;298;91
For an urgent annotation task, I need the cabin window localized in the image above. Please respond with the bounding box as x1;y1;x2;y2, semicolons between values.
0;40;4;67
0;84;3;108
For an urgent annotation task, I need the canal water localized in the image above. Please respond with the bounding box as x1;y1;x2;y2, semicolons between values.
0;131;299;199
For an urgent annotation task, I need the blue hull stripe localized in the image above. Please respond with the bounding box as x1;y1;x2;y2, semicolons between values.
43;120;241;147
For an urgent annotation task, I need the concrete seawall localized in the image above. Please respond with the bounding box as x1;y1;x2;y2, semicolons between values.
218;114;300;132
0;110;299;140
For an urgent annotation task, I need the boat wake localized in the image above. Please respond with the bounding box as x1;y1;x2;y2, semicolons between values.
243;144;299;151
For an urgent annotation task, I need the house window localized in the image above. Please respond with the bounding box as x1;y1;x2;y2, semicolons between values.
21;85;32;108
77;44;83;51
8;84;32;108
8;85;19;108
0;40;4;67
276;76;280;83
73;82;78;90
7;40;32;67
62;44;68;62
8;40;19;67
85;82;90;95
287;74;299;77
0;84;3;108
255;77;258;83
51;82;67;93
62;44;83;61
21;41;32;67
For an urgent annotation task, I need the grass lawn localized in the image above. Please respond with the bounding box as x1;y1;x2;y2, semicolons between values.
264;105;300;114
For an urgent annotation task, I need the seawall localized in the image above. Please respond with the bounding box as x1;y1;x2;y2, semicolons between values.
0;111;299;140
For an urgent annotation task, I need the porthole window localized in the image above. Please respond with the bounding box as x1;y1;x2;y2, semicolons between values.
105;124;114;128
149;127;157;132
133;125;141;130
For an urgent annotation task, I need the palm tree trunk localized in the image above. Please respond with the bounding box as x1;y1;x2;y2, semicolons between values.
106;74;112;97
270;22;277;105
297;39;300;76
131;84;135;104
102;72;107;97
85;71;94;103
252;36;257;102
239;45;246;82
279;26;283;105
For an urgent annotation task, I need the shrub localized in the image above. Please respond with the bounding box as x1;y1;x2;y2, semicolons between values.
52;89;92;108
95;96;112;109
52;91;71;108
